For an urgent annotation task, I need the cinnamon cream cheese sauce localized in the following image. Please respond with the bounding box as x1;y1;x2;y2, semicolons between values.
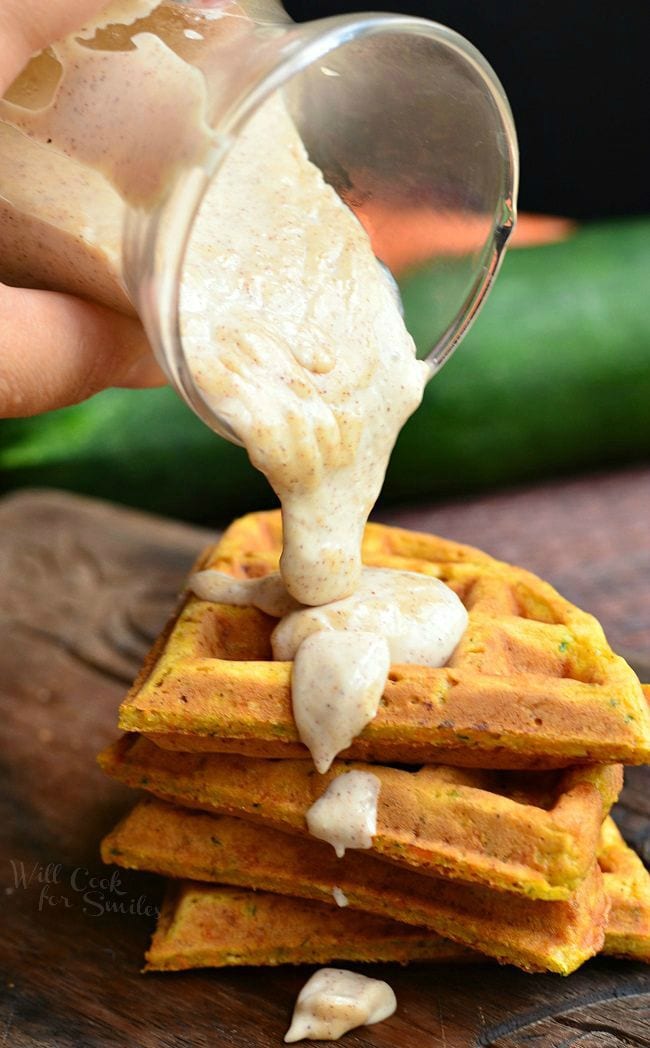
285;968;397;1043
274;566;467;772
289;630;391;775
305;771;381;859
181;92;428;606
191;566;468;773
190;568;300;618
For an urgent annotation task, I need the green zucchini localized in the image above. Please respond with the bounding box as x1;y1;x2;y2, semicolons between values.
1;217;648;522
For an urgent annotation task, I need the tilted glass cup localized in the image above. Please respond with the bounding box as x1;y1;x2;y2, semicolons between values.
0;0;518;442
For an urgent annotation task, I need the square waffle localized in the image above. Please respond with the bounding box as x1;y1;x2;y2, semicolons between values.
98;735;621;899
101;795;607;973
119;511;650;769
145;883;474;971
599;816;650;961
143;818;650;971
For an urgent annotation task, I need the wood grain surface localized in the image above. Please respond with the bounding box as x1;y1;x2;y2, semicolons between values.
1;476;649;1048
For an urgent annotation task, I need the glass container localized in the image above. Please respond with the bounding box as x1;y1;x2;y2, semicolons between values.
0;0;518;439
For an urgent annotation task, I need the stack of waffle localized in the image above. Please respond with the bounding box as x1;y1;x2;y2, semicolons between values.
98;511;650;974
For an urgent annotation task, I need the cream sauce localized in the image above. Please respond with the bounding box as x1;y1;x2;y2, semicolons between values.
273;567;468;769
332;887;349;908
306;771;381;858
291;631;390;773
0;2;248;308
189;565;467;772
189;568;299;619
272;566;468;665
285;968;396;1043
181;93;427;606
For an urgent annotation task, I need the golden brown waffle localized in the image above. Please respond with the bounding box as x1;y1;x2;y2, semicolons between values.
101;796;607;973
98;735;621;899
145;884;474;971
118;511;650;769
144;818;650;970
599;817;650;962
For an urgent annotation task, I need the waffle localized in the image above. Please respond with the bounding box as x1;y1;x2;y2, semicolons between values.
599;817;650;961
145;883;474;971
98;735;621;899
101;796;607;973
118;511;650;769
143;818;650;970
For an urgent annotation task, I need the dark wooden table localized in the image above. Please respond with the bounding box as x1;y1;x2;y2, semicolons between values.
2;474;650;1047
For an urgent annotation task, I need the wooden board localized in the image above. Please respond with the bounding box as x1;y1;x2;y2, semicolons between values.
1;478;649;1048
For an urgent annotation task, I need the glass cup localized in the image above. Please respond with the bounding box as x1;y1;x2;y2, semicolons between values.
0;0;518;441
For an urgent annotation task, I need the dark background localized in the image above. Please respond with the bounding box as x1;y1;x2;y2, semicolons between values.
285;0;649;220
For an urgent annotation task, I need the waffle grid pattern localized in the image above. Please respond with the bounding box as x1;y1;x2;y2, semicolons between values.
119;511;650;769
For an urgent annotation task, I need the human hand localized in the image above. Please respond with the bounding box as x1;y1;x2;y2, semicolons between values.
0;0;166;418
